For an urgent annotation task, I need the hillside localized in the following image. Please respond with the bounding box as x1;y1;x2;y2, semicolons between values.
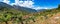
0;5;60;24
0;2;60;24
23;5;60;24
13;5;37;13
0;6;31;24
0;2;37;24
0;2;37;14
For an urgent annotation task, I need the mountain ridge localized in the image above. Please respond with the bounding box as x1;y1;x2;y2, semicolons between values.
0;2;37;13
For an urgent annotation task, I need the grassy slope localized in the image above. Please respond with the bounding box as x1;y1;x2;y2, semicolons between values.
0;7;31;24
25;7;60;24
0;5;60;24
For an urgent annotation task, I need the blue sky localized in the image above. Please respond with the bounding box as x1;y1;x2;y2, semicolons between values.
34;0;60;8
0;0;60;10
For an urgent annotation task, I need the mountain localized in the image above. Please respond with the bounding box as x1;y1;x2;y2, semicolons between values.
0;2;37;13
23;5;60;24
0;2;47;13
37;9;47;12
13;5;37;13
0;2;14;8
0;2;60;24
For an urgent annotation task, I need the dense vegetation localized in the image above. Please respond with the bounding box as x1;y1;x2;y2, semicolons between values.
0;7;32;24
0;5;60;24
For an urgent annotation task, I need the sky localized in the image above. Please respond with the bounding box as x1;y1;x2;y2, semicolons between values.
0;0;60;10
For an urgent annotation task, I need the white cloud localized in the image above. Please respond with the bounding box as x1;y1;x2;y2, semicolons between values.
32;7;53;10
18;1;34;8
10;3;15;5
2;0;53;10
12;0;51;10
33;7;42;10
15;0;20;5
44;7;48;9
10;0;34;8
3;0;10;4
10;0;41;10
19;1;24;3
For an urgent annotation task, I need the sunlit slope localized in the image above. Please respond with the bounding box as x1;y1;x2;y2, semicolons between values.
0;2;60;24
25;5;60;24
0;6;31;24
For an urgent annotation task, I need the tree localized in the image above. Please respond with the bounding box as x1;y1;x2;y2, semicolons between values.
24;16;36;24
18;16;24;24
57;4;60;10
58;4;60;8
0;12;12;24
30;16;36;22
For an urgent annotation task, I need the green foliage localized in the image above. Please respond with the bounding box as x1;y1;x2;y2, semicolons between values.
0;5;60;24
58;4;60;8
0;7;30;24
